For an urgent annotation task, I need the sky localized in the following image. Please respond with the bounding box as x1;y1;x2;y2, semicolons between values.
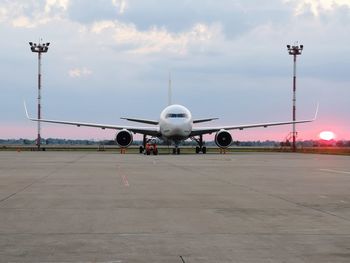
0;0;349;141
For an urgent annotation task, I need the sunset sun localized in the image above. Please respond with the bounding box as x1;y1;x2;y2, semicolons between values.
319;131;335;141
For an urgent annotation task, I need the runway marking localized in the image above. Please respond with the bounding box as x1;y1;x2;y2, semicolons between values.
117;165;130;187
319;169;350;175
121;174;130;187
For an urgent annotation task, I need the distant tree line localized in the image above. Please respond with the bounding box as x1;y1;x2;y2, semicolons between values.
1;138;350;147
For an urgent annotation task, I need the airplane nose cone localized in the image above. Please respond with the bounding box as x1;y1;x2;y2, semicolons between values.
172;127;182;134
167;121;191;137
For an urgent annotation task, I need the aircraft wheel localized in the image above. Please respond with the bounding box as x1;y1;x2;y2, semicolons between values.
202;147;207;154
172;148;176;154
176;148;180;155
195;146;200;154
139;146;144;154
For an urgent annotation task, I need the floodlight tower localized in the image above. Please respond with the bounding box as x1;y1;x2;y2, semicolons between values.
287;43;303;152
29;41;50;150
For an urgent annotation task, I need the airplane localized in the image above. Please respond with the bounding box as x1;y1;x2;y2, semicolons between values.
24;100;318;155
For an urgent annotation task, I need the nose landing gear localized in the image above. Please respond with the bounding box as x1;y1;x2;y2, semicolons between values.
173;146;180;155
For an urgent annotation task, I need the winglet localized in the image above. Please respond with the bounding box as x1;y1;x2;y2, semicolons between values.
24;100;30;119
23;100;34;120
314;102;319;120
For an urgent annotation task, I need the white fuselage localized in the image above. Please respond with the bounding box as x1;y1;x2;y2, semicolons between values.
159;104;193;142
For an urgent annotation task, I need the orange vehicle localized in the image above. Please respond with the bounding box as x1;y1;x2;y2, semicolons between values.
145;143;158;155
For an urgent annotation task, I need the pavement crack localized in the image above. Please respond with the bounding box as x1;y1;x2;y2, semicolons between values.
214;177;350;223
0;173;53;204
0;153;88;205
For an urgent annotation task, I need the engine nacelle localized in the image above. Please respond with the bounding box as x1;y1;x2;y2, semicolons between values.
215;129;232;148
115;129;133;147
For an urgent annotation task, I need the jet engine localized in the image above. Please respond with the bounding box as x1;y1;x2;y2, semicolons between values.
115;129;133;147
215;129;232;148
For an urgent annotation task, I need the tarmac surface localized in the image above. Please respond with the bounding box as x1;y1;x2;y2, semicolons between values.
0;151;349;263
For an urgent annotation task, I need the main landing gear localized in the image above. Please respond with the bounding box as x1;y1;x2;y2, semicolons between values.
139;135;147;154
195;146;207;154
192;135;207;154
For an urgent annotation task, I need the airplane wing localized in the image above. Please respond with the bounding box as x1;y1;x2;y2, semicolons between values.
190;105;318;137
24;103;160;137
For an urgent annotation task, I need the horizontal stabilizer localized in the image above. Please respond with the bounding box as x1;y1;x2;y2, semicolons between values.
120;117;159;125
193;118;219;124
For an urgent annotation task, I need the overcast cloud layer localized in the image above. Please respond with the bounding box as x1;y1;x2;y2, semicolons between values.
0;0;349;140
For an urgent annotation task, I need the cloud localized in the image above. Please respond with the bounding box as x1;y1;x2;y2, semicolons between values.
112;0;127;14
91;20;222;55
66;0;122;24
12;16;32;28
91;20;116;33
0;6;7;22
44;0;69;13
68;67;93;78
1;0;350;140
0;0;69;28
286;0;350;16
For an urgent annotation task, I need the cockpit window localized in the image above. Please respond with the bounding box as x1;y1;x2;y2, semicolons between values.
166;113;188;118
